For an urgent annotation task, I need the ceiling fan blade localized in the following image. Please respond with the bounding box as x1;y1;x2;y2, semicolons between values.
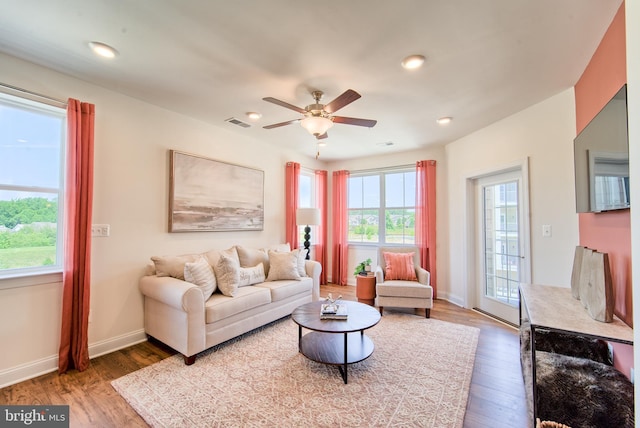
263;119;300;129
262;97;306;114
332;116;377;128
323;89;361;114
316;132;328;140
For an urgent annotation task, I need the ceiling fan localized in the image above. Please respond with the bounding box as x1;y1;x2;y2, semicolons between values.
262;89;377;140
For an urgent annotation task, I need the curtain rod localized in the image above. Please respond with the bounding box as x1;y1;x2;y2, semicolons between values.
349;163;416;175
0;82;67;108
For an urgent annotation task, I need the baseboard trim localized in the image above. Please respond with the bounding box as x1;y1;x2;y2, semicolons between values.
472;307;519;329
0;329;147;389
88;329;147;359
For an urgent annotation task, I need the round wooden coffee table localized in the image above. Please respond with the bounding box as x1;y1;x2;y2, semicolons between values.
291;300;381;383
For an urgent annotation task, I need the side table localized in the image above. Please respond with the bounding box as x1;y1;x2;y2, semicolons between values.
356;275;376;306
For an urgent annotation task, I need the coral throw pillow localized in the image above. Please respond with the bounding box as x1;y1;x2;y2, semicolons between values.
383;252;417;281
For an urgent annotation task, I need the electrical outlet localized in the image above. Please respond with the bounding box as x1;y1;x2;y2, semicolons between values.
542;224;552;237
91;224;110;237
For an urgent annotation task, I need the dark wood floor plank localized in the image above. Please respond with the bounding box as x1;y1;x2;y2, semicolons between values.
1;284;528;427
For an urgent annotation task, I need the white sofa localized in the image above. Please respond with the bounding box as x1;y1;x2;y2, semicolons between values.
139;244;321;364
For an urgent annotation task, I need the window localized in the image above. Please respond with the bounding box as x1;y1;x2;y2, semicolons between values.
298;170;316;244
348;169;415;244
0;92;66;279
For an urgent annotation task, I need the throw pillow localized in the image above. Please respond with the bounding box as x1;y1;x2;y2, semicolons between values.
237;245;270;275
151;253;200;280
292;248;307;277
383;251;418;281
238;263;266;286
216;254;240;297
183;256;217;300
266;250;301;281
207;246;239;278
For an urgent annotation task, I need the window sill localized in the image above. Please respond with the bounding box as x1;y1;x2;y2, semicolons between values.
0;270;63;290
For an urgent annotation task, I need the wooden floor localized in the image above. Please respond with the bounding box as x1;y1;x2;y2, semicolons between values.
1;284;529;427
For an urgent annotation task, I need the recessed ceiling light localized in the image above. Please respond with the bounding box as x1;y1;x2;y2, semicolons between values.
246;112;262;120
88;41;119;59
317;141;327;147
436;117;452;125
401;55;425;70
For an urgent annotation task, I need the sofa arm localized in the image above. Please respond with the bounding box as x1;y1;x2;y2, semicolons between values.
375;265;384;284
304;260;322;301
416;267;430;286
139;275;204;313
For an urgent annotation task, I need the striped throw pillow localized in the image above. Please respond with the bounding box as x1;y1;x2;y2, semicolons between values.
383;252;418;281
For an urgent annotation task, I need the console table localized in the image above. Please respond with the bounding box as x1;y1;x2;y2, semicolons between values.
519;283;633;424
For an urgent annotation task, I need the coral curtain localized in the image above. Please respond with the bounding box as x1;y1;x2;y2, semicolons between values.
285;162;300;250
415;160;437;298
59;99;95;373
315;170;328;284
332;170;350;285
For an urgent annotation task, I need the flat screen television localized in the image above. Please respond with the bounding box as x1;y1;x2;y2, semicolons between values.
574;84;629;213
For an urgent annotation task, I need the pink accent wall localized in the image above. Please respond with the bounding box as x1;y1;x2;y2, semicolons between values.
573;3;632;376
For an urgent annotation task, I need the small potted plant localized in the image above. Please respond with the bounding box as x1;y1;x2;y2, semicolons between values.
354;258;372;276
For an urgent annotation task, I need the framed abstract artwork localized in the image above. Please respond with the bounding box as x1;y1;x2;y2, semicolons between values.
169;150;264;232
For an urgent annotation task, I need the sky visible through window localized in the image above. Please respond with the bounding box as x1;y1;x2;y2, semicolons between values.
0;101;64;201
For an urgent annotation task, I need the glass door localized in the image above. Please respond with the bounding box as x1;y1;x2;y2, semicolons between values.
475;170;527;325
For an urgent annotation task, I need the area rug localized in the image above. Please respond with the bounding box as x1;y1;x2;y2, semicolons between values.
112;313;479;427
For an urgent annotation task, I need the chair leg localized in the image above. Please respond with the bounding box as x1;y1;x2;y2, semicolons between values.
425;308;431;318
184;354;196;365
379;306;383;316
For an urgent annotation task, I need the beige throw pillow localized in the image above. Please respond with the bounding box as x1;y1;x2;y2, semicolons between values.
238;263;266;286
151;253;200;280
292;249;307;277
183;256;217;300
216;254;240;297
266;250;301;281
237;246;270;275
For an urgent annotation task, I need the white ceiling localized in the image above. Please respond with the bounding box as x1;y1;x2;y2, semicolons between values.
0;0;623;160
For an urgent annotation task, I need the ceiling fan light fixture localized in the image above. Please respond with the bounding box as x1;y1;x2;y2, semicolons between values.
300;116;333;136
88;41;118;59
401;54;425;70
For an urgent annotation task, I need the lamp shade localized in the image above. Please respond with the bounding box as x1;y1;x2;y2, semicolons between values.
300;116;333;136
296;208;321;226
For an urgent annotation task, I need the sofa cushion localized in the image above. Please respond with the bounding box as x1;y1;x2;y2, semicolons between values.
266;250;301;281
183;256;217;300
239;263;266;286
151;253;200;280
205;286;271;323
377;281;432;299
215;254;240;297
254;278;312;302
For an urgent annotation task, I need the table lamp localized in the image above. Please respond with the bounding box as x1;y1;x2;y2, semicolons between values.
296;208;321;260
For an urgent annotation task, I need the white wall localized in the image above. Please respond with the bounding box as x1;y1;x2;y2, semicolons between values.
0;52;324;387
445;89;579;306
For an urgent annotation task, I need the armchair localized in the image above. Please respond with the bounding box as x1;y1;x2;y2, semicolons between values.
374;246;433;318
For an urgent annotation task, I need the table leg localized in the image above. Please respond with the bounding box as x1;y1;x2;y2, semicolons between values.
298;325;302;352
337;332;349;383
